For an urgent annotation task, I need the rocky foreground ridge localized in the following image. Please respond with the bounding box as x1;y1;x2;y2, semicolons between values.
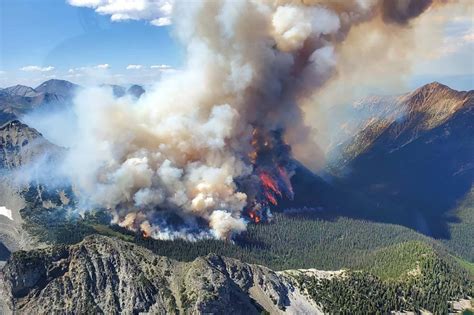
0;235;322;315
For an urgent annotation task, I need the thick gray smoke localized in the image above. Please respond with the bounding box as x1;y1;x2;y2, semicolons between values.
381;0;434;24
62;0;442;240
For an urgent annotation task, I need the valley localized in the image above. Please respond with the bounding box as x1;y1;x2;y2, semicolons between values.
0;79;472;313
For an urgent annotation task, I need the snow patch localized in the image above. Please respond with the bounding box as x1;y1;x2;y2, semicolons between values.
0;207;13;221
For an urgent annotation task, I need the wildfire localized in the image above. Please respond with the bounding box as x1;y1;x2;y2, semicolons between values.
248;208;261;223
117;212;153;238
264;191;278;205
259;171;282;197
244;126;295;223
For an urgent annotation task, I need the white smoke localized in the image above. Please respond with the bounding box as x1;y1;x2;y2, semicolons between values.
62;0;443;240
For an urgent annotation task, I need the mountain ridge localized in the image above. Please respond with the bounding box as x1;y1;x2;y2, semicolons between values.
329;82;473;239
1;235;471;314
3;85;39;98
0;234;321;314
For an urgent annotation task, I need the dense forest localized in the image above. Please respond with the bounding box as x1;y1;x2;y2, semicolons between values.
15;182;474;312
21;197;473;276
291;242;473;314
21;202;431;270
441;188;474;262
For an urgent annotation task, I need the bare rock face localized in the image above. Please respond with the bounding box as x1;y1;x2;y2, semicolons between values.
0;120;60;169
1;235;320;314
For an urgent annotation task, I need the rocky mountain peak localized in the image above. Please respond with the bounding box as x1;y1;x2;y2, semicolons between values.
35;79;79;98
402;82;472;121
3;85;38;98
127;84;145;98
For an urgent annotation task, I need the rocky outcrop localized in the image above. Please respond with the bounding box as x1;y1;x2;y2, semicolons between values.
0;120;61;169
1;235;321;314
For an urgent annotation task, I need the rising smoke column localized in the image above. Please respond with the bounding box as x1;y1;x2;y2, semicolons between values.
66;0;442;240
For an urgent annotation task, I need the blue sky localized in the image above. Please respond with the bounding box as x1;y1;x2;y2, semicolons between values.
0;0;181;87
0;0;472;91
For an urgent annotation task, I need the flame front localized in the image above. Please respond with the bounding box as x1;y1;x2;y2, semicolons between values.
243;127;295;223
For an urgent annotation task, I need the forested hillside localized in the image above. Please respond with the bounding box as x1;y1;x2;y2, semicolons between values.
21;197;472;275
290;241;473;314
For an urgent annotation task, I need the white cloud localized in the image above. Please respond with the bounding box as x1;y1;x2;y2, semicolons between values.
20;65;55;72
68;0;173;26
150;64;172;70
95;63;110;69
67;64;110;74
151;17;171;26
150;64;175;74
126;64;143;70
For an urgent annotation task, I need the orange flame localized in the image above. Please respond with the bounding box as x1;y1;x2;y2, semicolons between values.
264;191;278;205
259;172;281;196
248;208;261;223
246;126;295;223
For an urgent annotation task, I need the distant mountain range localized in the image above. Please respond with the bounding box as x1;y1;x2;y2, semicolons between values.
103;83;146;98
0;79;145;124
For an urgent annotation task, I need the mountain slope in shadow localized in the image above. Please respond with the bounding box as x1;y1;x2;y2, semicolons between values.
328;83;473;238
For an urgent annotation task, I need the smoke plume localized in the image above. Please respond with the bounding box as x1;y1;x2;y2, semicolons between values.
64;0;444;240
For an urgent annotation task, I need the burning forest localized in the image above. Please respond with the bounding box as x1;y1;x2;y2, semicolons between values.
242;127;295;224
49;0;452;241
